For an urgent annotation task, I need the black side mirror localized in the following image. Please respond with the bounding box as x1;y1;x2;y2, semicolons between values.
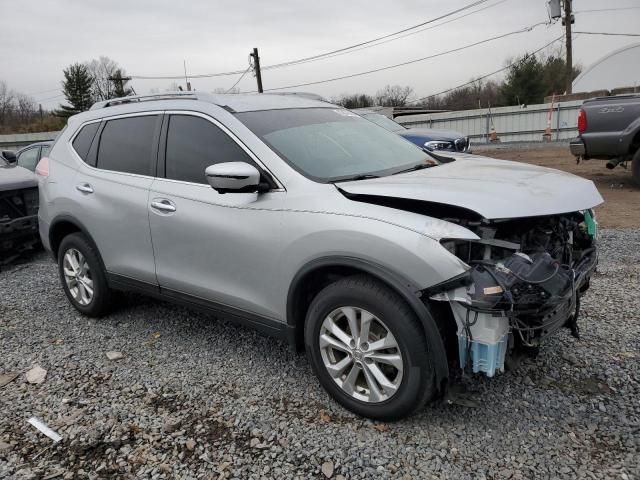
2;151;16;164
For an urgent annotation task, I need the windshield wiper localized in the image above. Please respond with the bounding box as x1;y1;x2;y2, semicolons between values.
392;162;435;175
330;174;380;183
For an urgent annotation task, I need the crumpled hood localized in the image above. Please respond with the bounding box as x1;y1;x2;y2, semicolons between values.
337;154;603;220
399;127;465;141
0;165;37;192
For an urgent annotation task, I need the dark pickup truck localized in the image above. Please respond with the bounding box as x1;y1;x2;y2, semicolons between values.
570;94;640;183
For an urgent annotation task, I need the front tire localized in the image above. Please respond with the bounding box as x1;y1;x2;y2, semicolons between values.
304;275;436;420
58;233;113;317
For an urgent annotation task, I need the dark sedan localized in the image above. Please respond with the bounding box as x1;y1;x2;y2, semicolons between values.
358;111;471;153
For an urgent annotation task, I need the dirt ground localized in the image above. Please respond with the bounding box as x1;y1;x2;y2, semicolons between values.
480;144;640;229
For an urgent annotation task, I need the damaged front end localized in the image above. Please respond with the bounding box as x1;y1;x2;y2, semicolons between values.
0;187;40;264
428;210;598;377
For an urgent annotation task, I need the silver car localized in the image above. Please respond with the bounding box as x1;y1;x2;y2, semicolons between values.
37;92;603;420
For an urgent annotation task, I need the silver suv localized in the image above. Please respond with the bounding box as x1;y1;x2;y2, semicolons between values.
38;92;603;420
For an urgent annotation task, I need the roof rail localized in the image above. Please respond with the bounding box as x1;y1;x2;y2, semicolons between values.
89;92;198;110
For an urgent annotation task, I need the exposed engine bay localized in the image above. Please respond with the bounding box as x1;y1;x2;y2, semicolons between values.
0;187;40;265
429;210;598;377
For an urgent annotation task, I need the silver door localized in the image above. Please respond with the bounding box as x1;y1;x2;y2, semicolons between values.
148;112;283;319
70;113;161;284
148;179;283;319
74;164;156;283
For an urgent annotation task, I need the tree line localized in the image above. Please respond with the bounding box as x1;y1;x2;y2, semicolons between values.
0;56;133;134
0;81;64;134
334;52;581;110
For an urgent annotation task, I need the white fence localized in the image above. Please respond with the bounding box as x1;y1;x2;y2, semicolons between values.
396;100;584;143
1;100;584;150
0;131;59;150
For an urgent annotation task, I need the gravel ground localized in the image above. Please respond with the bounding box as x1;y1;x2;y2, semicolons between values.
0;229;638;480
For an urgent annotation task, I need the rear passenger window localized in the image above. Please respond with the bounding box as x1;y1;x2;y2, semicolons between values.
72;122;100;161
165;115;254;184
97;116;158;175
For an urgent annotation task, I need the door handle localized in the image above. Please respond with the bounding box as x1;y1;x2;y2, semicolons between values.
150;199;176;213
76;183;94;194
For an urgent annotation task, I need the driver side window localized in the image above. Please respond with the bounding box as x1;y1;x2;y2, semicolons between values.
165;115;255;184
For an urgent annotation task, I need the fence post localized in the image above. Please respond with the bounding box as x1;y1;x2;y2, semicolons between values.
485;111;490;144
556;103;561;141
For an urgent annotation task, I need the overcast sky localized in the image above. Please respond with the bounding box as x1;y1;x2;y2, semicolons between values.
2;0;639;108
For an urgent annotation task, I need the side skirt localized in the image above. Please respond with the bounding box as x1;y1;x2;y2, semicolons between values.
106;273;288;341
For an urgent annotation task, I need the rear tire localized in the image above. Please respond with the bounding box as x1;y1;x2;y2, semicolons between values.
632;149;640;186
304;275;436;421
58;233;113;317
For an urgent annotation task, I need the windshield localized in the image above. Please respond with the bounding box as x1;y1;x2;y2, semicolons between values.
236;108;432;182
362;113;405;133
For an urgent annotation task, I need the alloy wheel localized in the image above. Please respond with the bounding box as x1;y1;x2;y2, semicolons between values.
319;306;404;403
62;248;94;306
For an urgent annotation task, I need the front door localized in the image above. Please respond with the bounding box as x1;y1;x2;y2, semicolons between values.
148;113;283;320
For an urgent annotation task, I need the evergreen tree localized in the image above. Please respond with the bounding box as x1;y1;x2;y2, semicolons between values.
541;55;581;97
499;55;546;106
56;63;94;117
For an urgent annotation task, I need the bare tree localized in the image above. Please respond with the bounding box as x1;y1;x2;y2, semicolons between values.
417;78;503;111
333;93;375;109
85;56;131;101
0;79;64;133
0;80;14;125
375;85;414;107
15;93;37;123
212;87;240;94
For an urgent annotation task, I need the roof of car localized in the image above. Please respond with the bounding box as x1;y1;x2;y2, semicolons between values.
89;92;332;114
17;141;52;152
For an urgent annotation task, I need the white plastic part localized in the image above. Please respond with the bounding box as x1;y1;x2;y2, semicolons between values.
28;416;62;443
432;287;510;377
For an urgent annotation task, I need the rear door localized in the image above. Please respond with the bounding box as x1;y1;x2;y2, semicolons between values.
71;113;162;284
148;112;283;320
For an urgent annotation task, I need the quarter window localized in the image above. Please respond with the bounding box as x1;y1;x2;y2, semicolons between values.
165;115;254;184
72;122;100;161
97;116;158;175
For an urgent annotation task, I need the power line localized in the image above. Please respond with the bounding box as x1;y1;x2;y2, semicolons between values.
572;31;640;37
27;87;62;97
574;6;640;14
265;0;510;68
226;66;252;93
253;22;549;93
259;0;493;71
129;0;493;80
36;94;65;102
406;35;564;104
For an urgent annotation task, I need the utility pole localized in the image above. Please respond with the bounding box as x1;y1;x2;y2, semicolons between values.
108;75;132;97
183;60;191;91
563;0;573;94
250;48;264;93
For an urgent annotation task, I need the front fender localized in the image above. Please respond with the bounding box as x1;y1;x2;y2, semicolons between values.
286;254;450;391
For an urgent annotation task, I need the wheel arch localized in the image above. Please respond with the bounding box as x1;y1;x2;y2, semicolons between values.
286;256;449;391
49;215;102;264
